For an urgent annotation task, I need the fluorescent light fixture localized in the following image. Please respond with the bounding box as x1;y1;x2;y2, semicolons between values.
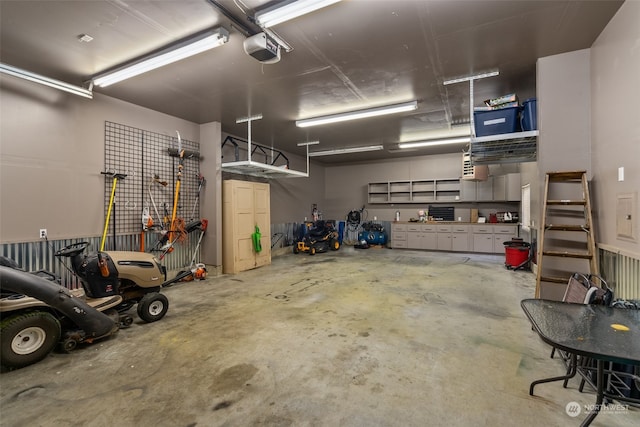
92;27;229;88
443;71;499;85
0;63;93;99
236;114;263;124
296;100;417;128
398;137;470;149
296;141;320;146
255;0;342;28
308;145;384;157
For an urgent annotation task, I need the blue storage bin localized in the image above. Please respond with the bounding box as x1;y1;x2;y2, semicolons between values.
474;106;520;137
521;98;537;131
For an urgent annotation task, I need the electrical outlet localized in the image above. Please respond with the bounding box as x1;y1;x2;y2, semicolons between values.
39;229;47;239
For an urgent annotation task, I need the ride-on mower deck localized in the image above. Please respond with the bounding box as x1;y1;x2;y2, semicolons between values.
293;220;340;255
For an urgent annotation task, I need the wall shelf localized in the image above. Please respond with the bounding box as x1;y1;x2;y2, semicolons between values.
469;130;538;165
368;178;460;204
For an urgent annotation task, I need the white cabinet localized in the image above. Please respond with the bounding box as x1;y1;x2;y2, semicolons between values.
493;173;521;201
436;224;452;250
391;223;407;248
458;173;521;202
406;224;437;250
472;224;518;253
476;178;494;201
505;173;522;201
493;224;518;253
393;223;516;254
451;224;470;252
423;225;437;250
222;180;271;274
472;226;495;253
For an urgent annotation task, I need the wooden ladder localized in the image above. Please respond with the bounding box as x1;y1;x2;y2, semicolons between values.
535;171;598;299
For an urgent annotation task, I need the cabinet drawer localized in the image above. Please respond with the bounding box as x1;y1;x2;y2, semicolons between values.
452;225;469;233
391;224;407;232
436;224;452;232
393;231;407;241
473;226;493;234
494;225;517;234
392;239;408;248
422;225;437;232
407;224;422;232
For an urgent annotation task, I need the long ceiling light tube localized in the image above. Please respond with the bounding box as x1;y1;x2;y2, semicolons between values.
92;27;229;88
296;100;417;128
0;63;93;99
443;70;499;85
308;145;384;157
398;137;470;149
255;0;342;28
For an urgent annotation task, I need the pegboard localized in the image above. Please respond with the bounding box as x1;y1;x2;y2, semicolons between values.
103;121;202;250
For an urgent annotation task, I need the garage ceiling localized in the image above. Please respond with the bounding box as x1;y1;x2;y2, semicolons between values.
0;0;623;164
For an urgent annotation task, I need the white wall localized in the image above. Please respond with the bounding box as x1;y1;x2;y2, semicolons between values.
590;0;640;255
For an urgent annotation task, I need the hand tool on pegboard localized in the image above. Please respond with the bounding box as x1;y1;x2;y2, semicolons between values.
100;171;127;251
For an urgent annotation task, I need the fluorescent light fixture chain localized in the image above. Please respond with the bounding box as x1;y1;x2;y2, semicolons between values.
92;27;229;88
308;145;384;157
255;0;342;28
0;63;93;99
296;100;417;128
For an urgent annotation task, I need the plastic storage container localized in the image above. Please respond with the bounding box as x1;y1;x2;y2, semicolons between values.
521;98;537;131
473;106;520;137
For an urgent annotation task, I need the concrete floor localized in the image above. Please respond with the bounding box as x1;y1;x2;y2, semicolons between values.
1;248;637;426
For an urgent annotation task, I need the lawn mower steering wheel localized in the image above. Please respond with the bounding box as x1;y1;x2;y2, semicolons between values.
55;242;90;257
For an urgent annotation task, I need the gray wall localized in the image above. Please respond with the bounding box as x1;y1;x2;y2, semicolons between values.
532;49;591;259
537;49;591;178
199;122;223;266
323;154;519;223
590;0;640;256
2;1;637;264
533;1;639;258
0;77;200;243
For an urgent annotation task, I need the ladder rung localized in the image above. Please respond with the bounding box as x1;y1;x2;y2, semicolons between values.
542;250;593;259
547;171;586;181
539;276;570;284
547;200;586;205
545;224;590;232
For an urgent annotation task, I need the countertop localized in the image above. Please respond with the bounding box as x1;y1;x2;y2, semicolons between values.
392;221;518;225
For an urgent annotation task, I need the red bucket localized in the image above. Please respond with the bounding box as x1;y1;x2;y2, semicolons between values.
503;239;530;268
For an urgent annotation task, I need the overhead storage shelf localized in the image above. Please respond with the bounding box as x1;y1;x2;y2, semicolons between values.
221;136;309;178
469;130;538;165
221;161;309;178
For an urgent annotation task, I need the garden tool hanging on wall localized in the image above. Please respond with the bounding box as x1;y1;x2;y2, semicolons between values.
100;171;127;251
252;225;262;253
190;173;206;221
168;131;185;244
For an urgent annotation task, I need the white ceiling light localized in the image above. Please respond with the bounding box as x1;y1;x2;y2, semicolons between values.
255;0;342;28
308;145;384;157
443;70;499;85
0;63;93;99
296;101;418;128
92;27;229;88
398;137;470;149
